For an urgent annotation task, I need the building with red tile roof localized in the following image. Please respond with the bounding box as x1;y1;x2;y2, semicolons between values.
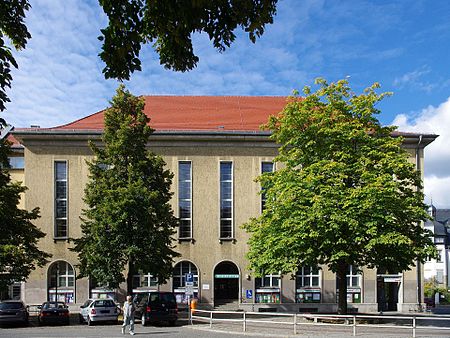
6;96;438;313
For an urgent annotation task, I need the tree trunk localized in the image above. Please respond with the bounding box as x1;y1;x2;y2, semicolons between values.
126;260;134;296
337;261;348;315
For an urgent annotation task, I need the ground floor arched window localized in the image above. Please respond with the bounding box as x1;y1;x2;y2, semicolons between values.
48;261;75;303
172;261;199;304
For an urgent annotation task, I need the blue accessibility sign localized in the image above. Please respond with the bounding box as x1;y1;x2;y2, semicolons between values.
186;273;194;283
246;290;253;299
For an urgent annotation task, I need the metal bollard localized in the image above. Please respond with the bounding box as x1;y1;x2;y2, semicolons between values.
412;316;416;338
243;312;246;332
353;315;356;336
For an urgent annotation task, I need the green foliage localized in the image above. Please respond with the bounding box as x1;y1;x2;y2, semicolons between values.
72;85;179;291
98;0;278;80
243;78;436;313
0;0;31;120
424;278;450;303
0;134;50;293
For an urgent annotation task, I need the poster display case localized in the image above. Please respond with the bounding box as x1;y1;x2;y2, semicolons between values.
255;288;281;303
296;288;321;303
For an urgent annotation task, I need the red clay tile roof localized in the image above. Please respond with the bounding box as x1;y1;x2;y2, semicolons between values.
6;133;23;148
51;96;288;132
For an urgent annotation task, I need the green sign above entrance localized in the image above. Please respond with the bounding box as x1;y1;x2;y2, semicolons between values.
214;274;239;279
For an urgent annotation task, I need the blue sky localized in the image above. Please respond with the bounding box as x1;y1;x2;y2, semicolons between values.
4;0;450;207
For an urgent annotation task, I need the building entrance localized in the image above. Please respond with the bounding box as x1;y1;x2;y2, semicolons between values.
377;274;401;311
214;262;239;305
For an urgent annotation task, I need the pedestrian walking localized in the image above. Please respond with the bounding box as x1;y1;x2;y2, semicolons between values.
122;295;135;335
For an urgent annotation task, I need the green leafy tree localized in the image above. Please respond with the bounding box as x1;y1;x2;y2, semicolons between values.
0;131;50;296
243;79;436;314
0;0;31;118
98;0;278;80
72;85;179;295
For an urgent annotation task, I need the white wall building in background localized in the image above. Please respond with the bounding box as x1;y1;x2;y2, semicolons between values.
424;205;450;288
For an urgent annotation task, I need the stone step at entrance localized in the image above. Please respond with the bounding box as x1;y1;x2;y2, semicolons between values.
214;299;240;311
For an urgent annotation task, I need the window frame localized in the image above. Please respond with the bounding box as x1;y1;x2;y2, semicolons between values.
346;265;362;288
48;261;75;303
261;161;274;213
7;156;24;169
255;273;281;288
296;266;321;288
172;261;199;289
54;161;68;239
132;272;158;289
219;161;233;239
178;161;193;240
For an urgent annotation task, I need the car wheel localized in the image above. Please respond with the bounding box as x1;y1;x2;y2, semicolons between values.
141;314;147;326
79;314;84;324
169;320;176;326
87;316;93;326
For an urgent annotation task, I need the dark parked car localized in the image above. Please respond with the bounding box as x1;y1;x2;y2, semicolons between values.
133;291;178;326
37;302;70;325
0;300;29;326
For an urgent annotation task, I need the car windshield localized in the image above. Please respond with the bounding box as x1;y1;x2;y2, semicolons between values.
82;300;92;308
43;302;65;309
0;302;23;310
94;299;115;307
148;292;176;305
160;293;176;304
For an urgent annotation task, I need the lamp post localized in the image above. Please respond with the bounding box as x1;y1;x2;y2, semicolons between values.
55;264;59;302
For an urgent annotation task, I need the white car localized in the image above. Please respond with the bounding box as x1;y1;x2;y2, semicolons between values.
79;299;119;325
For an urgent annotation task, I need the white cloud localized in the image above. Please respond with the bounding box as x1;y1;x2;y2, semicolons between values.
392;97;450;208
393;66;436;93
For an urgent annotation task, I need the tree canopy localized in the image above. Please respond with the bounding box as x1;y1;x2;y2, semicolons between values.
243;78;436;314
98;0;278;80
0;0;31;121
72;85;179;294
0;132;50;295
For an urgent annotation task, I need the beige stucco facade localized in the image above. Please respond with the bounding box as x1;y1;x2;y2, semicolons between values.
10;130;435;313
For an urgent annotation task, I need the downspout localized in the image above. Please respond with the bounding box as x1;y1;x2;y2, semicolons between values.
416;134;423;310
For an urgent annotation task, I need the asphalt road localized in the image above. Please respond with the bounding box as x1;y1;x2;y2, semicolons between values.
0;323;237;338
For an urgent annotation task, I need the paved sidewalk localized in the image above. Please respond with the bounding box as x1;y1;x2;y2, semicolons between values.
188;314;450;337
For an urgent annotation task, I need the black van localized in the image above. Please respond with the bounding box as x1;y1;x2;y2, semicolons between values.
133;291;178;326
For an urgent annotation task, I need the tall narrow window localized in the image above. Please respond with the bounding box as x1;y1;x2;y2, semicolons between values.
178;161;192;239
261;162;274;212
54;161;67;238
220;161;233;239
